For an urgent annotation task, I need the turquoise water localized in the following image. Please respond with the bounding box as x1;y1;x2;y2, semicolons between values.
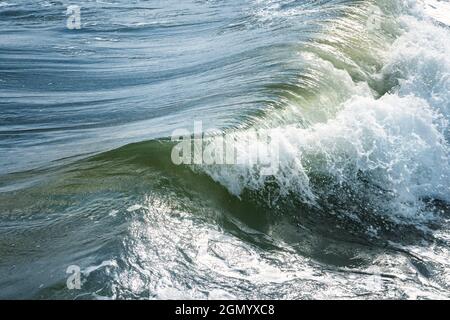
1;0;450;299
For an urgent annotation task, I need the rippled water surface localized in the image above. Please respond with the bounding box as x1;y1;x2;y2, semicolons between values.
1;0;450;299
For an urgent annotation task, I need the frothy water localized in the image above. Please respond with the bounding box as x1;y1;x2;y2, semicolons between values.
1;0;450;299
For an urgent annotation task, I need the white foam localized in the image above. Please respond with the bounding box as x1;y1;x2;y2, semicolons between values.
200;4;450;223
422;0;450;26
126;204;143;212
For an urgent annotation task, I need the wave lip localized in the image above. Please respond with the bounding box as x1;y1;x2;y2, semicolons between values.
195;0;450;229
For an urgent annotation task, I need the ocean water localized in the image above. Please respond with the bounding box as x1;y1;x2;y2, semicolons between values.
0;0;450;299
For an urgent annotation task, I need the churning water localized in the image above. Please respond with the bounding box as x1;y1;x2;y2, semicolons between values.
1;0;450;299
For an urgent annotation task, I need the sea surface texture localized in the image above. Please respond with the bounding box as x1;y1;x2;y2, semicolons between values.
1;0;450;299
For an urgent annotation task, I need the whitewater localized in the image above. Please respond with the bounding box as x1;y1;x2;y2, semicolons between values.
0;0;449;299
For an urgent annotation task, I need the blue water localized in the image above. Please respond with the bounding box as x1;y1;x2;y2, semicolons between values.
0;0;330;174
1;0;450;299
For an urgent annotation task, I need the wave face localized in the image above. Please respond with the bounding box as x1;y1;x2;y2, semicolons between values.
201;2;450;228
1;0;450;299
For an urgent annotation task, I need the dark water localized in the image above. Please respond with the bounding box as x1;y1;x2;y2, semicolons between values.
1;0;450;299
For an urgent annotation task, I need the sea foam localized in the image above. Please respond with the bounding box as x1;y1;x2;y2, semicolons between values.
199;0;450;224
